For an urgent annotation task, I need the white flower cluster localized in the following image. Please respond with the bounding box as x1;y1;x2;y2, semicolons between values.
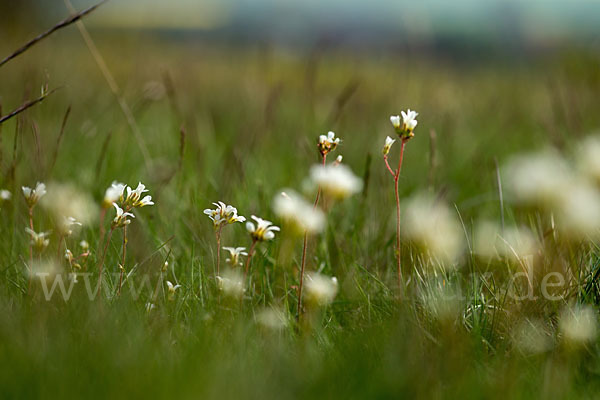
203;201;246;230
389;109;418;139
102;181;154;229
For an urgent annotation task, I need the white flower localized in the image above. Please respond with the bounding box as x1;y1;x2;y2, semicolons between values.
145;303;156;312
216;269;245;298
309;164;363;200
304;273;338;306
223;246;247;267
334;155;343;165
390;110;418;138
123;182;154;208
25;227;51;250
22;182;46;208
317;131;341;156
79;240;89;251
112;203;134;228
273;190;325;235
382;136;396;156
203;201;246;230
166;280;181;300
246;215;280;241
60;216;82;236
560;306;597;345
401;109;418;131
65;249;74;262
404;193;464;264
102;181;125;208
0;189;11;201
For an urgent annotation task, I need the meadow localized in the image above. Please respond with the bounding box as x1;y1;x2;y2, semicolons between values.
2;21;600;398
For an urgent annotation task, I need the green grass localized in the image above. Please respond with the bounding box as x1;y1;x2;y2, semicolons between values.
2;34;600;398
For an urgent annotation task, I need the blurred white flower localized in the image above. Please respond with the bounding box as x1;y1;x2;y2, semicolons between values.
382;136;396;156
223;246;247;267
123;182;154;208
246;215;280;242
60;216;82;236
25;227;50;251
112;203;134;228
166;280;181;300
304;273;338;306
256;307;288;330
22;182;46;208
203;201;246;230
40;183;97;228
28;260;61;282
273;190;325;235
79;240;89;251
309;164;363;200
0;189;11;201
334;155;343;165
145;303;156;312
317;131;340;156
575;135;600;185
389;115;401;130
560;306;597;345
216;269;245;298
554;181;600;239
102;181;126;208
505;152;572;209
404;193;464;264
474;221;538;262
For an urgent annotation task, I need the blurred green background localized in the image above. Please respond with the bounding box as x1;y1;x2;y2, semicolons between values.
2;1;600;399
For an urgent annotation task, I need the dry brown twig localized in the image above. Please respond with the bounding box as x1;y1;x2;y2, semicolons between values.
0;0;107;68
0;87;61;125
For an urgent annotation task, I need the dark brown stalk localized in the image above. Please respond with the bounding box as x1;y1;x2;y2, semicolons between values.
48;106;71;174
0;0;107;68
0;88;60;125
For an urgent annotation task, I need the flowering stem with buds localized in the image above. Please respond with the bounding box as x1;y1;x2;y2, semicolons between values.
97;227;114;296
297;153;327;319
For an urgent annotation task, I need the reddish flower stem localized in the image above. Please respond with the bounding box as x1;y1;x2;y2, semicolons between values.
394;139;407;297
297;153;327;319
244;239;258;284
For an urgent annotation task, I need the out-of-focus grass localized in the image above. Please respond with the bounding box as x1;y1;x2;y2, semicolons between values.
2;34;600;398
